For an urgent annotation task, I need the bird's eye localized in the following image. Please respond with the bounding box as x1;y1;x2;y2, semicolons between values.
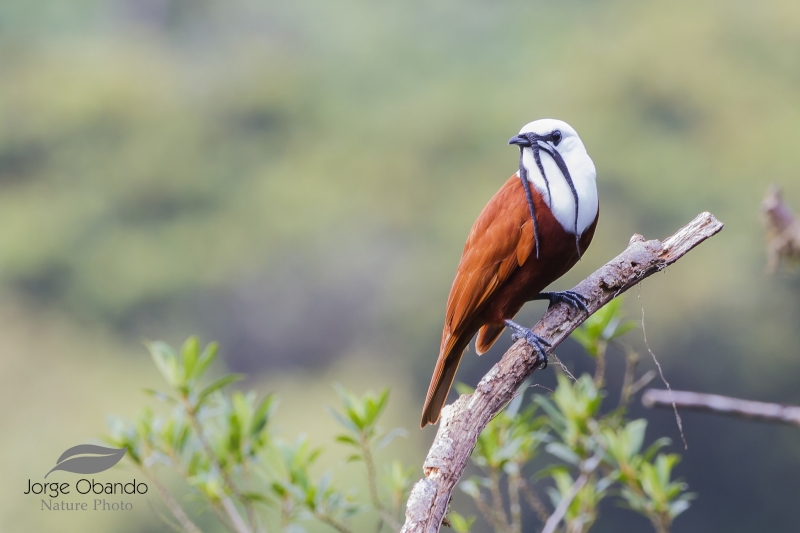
551;130;562;146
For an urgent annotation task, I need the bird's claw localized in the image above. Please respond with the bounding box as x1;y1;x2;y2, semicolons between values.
539;290;589;313
504;320;551;368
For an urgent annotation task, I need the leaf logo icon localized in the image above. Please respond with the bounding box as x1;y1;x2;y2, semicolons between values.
45;445;127;478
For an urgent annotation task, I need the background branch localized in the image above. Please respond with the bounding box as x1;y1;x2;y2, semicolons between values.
642;389;800;428
400;212;724;533
761;185;800;272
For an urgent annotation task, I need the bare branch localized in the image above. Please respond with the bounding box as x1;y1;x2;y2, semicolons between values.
642;389;800;428
519;479;551;524
400;212;724;533
761;185;800;272
361;436;402;531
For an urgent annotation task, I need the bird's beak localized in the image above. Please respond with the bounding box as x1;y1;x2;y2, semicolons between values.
508;134;531;147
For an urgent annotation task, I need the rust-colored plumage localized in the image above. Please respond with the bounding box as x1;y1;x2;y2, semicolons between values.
420;175;598;427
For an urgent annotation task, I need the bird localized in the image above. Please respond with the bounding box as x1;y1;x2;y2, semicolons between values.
420;118;598;428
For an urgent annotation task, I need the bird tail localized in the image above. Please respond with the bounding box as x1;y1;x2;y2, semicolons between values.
476;323;505;355
420;333;472;428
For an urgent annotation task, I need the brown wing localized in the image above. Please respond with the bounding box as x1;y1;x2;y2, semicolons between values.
421;175;535;427
442;186;533;355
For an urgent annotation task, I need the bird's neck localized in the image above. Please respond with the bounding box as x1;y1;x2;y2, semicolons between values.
520;147;598;236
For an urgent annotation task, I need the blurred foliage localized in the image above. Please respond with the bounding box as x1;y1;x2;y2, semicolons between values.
107;301;693;533
107;337;414;533
570;299;637;359
3;0;800;354
458;299;692;533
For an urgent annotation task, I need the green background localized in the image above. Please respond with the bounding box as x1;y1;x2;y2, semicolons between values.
2;0;800;531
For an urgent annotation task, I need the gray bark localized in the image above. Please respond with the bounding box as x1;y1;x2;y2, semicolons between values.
643;388;800;428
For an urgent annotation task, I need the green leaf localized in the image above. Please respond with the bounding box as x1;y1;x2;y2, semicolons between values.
142;388;177;404
251;394;276;437
595;473;616;494
367;389;390;426
332;383;356;413
149;342;181;388
454;382;475;395
612;320;638;338
626;419;648;457
448;512;476;533
181;336;200;383
532;395;567;427
197;374;244;405
545;442;581;465
241;491;273;504
570;297;637;358
535;463;571;480
670;498;692;518
270;482;288;497
193;342;219;381
334;435;359;447
376;427;408;450
643;437;672;462
327;407;359;433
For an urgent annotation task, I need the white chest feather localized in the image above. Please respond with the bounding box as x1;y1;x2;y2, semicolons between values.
519;146;598;236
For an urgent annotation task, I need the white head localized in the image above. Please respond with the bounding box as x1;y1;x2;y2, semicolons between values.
509;119;597;236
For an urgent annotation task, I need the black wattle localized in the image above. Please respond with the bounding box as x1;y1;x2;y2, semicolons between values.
518;149;541;260
538;143;582;258
532;144;552;201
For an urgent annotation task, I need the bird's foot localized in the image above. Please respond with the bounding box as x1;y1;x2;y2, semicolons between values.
504;319;551;368
536;290;589;312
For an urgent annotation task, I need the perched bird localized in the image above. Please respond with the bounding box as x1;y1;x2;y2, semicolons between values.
421;119;598;428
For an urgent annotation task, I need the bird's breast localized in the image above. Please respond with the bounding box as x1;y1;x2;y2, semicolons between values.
520;148;597;236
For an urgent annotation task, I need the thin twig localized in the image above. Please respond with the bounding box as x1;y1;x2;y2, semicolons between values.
220;496;253;533
467;490;502;531
400;212;724;533
628;370;656;397
650;515;671;533
638;287;687;450
508;472;523;533
148;498;187;533
551;353;577;383
361;437;402;531
315;513;356;533
642;389;800;428
520;479;551;524
142;467;205;533
592;342;607;387
241;467;266;533
617;346;640;409
161;446;232;531
488;470;511;532
541;452;603;533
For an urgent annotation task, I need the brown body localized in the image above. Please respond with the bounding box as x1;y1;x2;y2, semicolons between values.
421;175;598;427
